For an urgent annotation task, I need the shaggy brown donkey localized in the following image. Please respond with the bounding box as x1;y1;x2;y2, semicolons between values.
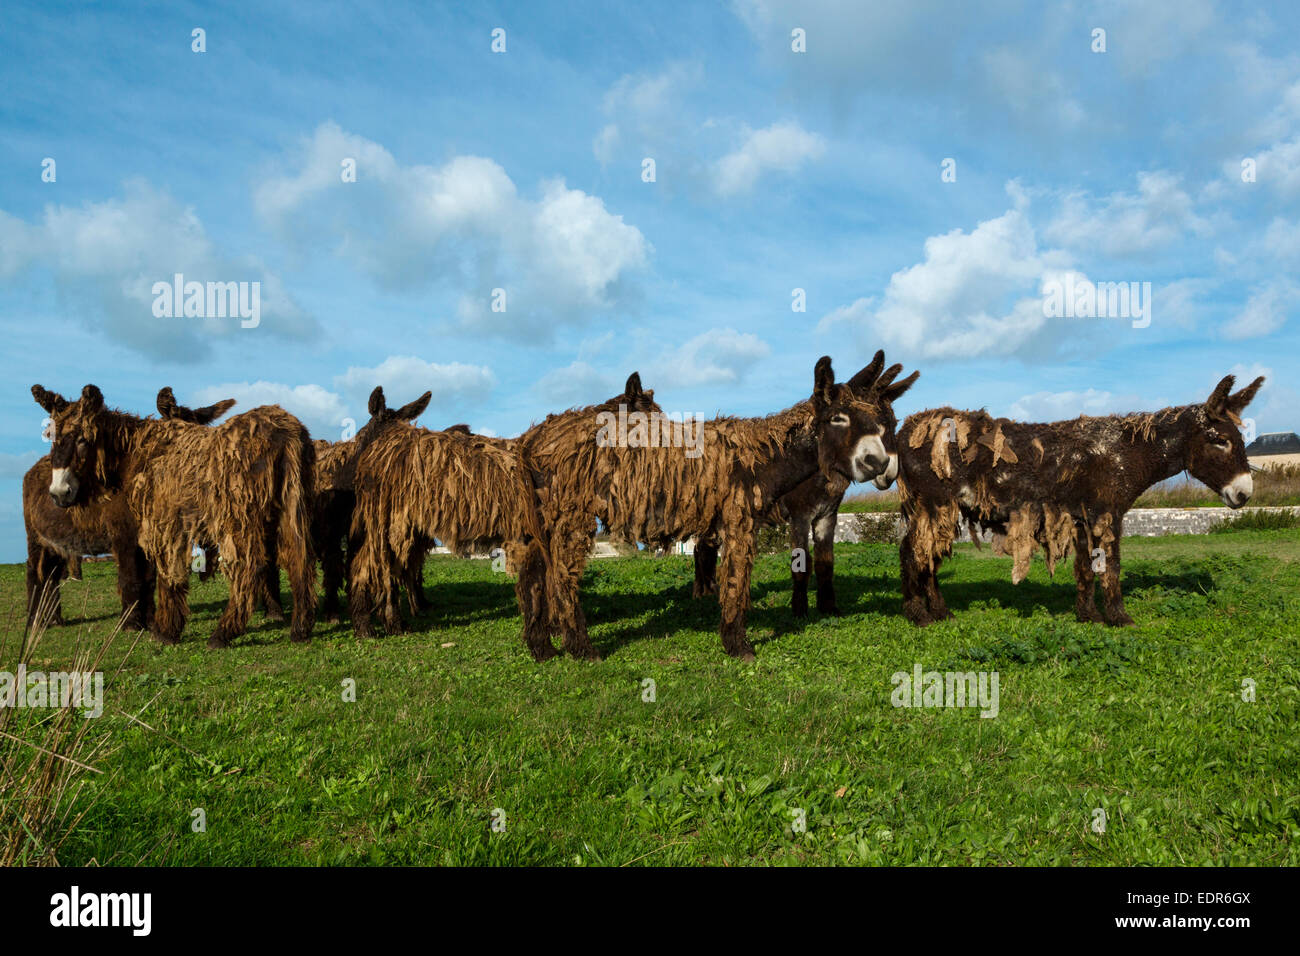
309;387;432;620
35;384;317;647
347;378;658;655
517;354;918;661
345;404;547;642
897;374;1265;627
156;387;291;623
25;388;235;629
692;355;913;617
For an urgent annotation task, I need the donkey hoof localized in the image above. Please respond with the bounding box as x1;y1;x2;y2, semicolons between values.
206;634;232;649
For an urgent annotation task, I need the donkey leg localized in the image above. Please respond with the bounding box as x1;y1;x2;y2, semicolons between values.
900;522;934;626
549;512;599;661
320;508;350;622
346;523;380;639
1072;528;1103;623
692;539;719;598
261;531;286;622
789;513;812;619
27;541;66;628
406;547;431;614
717;497;758;660
152;554;191;645
139;550;158;630
812;512;841;616
286;546;316;644
209;537;260;648
115;542;151;631
514;540;560;662
1098;527;1134;627
922;560;952;621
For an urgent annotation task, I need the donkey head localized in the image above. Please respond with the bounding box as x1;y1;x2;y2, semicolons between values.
812;352;919;486
1186;374;1265;508
32;384;112;507
157;386;237;424
353;386;432;454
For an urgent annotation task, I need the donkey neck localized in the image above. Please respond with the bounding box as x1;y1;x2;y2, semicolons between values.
99;412;151;493
1110;406;1195;506
744;409;821;503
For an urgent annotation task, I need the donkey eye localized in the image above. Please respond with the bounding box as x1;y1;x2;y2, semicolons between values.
830;413;850;428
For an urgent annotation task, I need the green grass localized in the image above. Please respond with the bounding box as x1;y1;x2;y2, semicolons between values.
2;531;1298;866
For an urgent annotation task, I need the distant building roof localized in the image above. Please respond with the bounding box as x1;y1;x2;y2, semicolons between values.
1245;431;1300;456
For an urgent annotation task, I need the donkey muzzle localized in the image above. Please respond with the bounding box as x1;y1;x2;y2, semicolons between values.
1220;472;1253;509
49;468;79;508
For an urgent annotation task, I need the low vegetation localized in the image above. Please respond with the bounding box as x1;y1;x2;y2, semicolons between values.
0;530;1295;865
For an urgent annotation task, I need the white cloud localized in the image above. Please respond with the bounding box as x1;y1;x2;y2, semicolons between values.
1044;172;1210;257
0;182;314;361
713;121;825;197
535;361;619;407
256;122;649;338
1007;388;1148;422
1222;280;1298;339
651;327;771;387
333;356;494;409
824;199;1077;360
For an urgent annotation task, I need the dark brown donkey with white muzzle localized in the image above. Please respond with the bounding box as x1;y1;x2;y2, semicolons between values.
897;374;1265;627
26;387;235;629
691;352;914;617
518;354;917;661
36;384;317;647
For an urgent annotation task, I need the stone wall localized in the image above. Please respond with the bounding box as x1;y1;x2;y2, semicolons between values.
833;505;1300;543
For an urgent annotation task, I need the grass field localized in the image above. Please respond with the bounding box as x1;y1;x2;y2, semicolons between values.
2;530;1298;866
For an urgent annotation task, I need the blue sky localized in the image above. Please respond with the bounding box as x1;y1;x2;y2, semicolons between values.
2;0;1298;561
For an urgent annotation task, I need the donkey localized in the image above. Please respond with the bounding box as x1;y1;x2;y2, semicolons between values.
897;374;1265;626
310;387;431;620
347;378;658;655
345;401;547;643
26;387;235;629
35;384;317;647
516;354;918;661
691;354;912;617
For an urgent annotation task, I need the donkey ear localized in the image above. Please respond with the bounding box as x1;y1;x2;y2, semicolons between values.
1205;375;1235;418
847;351;886;392
368;386;386;417
873;363;905;392
880;369;920;405
32;384;69;414
192;398;236;424
444;423;472;435
156;387;179;418
1228;376;1265;414
396;391;431;422
813;356;835;409
81;385;104;412
624;372;644;399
